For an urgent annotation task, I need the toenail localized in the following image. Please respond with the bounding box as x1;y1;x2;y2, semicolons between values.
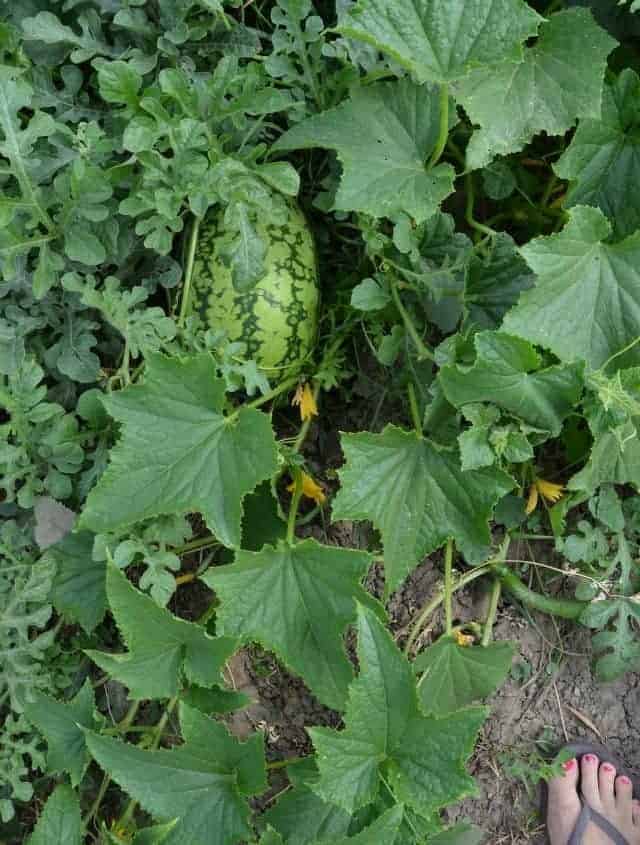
584;754;597;764
602;763;615;773
619;776;631;785
563;758;576;772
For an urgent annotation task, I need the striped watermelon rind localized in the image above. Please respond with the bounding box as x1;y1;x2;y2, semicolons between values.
189;204;319;376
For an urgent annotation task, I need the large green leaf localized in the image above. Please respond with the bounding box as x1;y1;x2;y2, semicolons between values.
27;785;82;845
265;785;352;844
462;233;534;332
275;79;455;222
316;806;405;844
555;69;640;240
337;0;541;84
439;332;584;435
457;9;616;168
80;354;279;547
264;758;352;844
503;206;640;371
24;679;100;786
85;703;266;845
414;637;514;715
309;605;486;815
46;531;106;633
205;539;379;710
332;426;514;592
86;564;237;700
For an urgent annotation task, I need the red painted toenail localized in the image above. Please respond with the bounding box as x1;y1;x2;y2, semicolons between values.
620;776;631;785
563;759;576;771
602;763;614;773
584;754;597;763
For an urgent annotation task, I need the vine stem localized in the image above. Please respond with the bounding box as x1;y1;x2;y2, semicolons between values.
287;468;303;545
599;334;640;373
291;330;346;453
267;755;304;771
173;534;219;555
82;700;141;830
443;538;454;637
178;215;201;328
540;173;558;208
2;115;54;231
116;696;179;830
232;374;299;417
481;579;501;647
286;12;322;108
390;280;434;361
407;382;422;436
427;84;449;169
292;380;321;453
465;173;498;240
403;561;493;655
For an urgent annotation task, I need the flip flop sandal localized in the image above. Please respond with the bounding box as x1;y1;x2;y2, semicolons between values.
542;741;640;845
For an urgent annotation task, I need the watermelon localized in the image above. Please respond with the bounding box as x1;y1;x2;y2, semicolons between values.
189;204;319;376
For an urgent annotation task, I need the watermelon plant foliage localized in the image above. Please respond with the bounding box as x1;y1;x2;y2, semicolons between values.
3;0;640;842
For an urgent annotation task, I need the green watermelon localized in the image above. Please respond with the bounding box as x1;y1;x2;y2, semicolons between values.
189;204;319;376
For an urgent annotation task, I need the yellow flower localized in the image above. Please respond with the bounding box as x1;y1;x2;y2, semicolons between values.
287;471;326;505
454;630;474;647
537;478;564;503
525;478;564;514
292;382;318;422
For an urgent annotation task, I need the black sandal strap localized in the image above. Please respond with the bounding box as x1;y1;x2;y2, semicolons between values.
568;800;630;845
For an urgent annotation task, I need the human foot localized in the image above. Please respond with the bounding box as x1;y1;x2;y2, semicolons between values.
548;753;640;844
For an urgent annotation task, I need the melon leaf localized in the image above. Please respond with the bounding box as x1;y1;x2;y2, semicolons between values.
333;425;514;592
80;353;279;547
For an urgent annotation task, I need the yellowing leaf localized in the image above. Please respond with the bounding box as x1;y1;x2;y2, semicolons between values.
292;383;318;422
287;471;326;505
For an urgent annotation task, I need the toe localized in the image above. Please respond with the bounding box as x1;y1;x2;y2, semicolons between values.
599;761;617;808
581;753;601;807
615;774;633;813
632;799;640;827
549;756;579;793
547;758;581;845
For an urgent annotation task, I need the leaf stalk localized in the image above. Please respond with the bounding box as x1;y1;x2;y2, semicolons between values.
443;538;454;637
427;84;449;169
178;215;201;328
390;280;434;361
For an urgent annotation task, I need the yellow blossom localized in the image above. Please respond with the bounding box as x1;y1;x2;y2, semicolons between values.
287;471;326;505
454;630;474;647
292;382;318;422
536;478;564;503
525;478;564;514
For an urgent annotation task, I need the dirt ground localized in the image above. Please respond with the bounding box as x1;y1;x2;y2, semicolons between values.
224;534;640;844
450;614;640;844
